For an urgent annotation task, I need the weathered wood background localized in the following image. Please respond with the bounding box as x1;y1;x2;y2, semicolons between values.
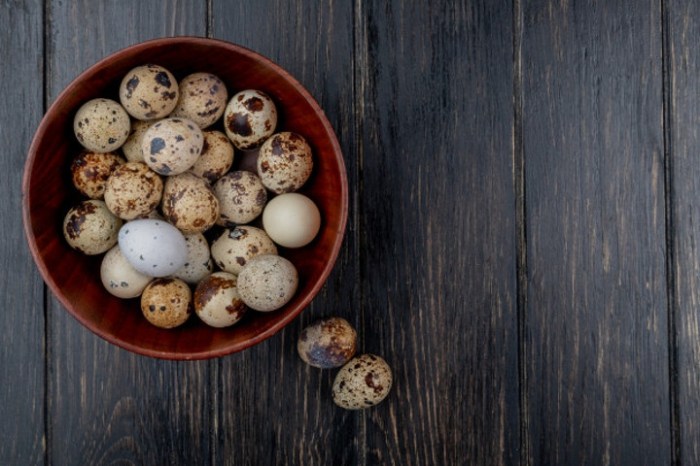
4;0;700;464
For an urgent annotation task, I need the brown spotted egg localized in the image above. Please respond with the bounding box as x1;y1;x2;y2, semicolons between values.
189;131;235;184
100;245;153;298
121;119;160;163
237;254;298;312
119;64;179;120
332;354;393;410
63;199;122;255
297;317;357;369
103;162;163;220
213;170;267;226
171;72;228;128
142;117;204;176
140;278;192;329
73;98;131;153
194;272;247;328
173;233;214;285
210;226;277;275
223;89;277;150
258;132;313;193
162;172;219;234
70;151;125;199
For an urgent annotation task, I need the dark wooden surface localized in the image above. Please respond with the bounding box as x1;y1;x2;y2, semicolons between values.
5;0;700;465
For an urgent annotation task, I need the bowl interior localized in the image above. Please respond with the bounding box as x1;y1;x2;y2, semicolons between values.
23;38;347;360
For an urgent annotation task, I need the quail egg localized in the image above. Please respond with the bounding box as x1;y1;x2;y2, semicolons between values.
119;64;179;120
332;354;393;410
121;119;160;163
194;272;247;328
214;170;267;226
210;226;277;275
70;151;125;199
100;245;153;298
173;233;213;285
73;98;131;153
118;219;188;277
162;172;219;234
171;72;228;128
257;132;313;193
142;117;204;176
140;278;192;329
189;130;234;184
297;317;357;369
63;199;122;255
103;162;163;220
236;254;298;312
223;89;277;150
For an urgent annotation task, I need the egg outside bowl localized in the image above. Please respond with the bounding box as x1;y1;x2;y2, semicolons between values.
22;37;348;360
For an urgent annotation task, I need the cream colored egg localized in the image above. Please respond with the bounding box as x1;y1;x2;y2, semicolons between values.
262;193;321;248
100;245;153;298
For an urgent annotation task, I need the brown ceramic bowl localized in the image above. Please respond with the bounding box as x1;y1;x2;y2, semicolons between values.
22;37;348;360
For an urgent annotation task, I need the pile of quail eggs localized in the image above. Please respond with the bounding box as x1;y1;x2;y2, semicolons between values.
63;64;321;330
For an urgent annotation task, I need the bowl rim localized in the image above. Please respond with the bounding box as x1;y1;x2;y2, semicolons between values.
22;36;349;360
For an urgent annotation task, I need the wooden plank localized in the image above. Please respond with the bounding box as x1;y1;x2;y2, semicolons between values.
667;0;700;462
356;1;519;464
521;1;671;464
45;2;211;464
0;1;46;464
210;2;360;465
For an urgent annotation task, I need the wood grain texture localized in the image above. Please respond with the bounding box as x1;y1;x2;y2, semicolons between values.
45;2;211;464
667;0;700;463
0;0;45;464
211;1;360;464
521;1;670;464
356;1;519;464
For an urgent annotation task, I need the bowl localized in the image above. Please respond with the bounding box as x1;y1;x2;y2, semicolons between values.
22;37;348;360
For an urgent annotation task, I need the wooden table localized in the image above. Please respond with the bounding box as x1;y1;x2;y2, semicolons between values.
4;1;700;464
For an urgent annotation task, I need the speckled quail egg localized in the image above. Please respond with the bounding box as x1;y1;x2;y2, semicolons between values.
262;193;321;248
297;317;357;369
189;131;234;184
103;162;163;220
70;151;125;199
171;72;228;128
173;233;213;285
213;171;267;226
161;172;219;234
210;226;277;275
121;119;160;163
119;64;179;120
224;89;277;150
194;272;247;328
258;132;313;193
73;98;131;153
140;278;192;329
141;117;204;176
118;219;188;277
100;245;153;298
332;354;393;410
63;199;122;255
237;254;298;312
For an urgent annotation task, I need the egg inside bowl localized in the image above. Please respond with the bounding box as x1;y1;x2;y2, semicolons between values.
22;37;348;360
